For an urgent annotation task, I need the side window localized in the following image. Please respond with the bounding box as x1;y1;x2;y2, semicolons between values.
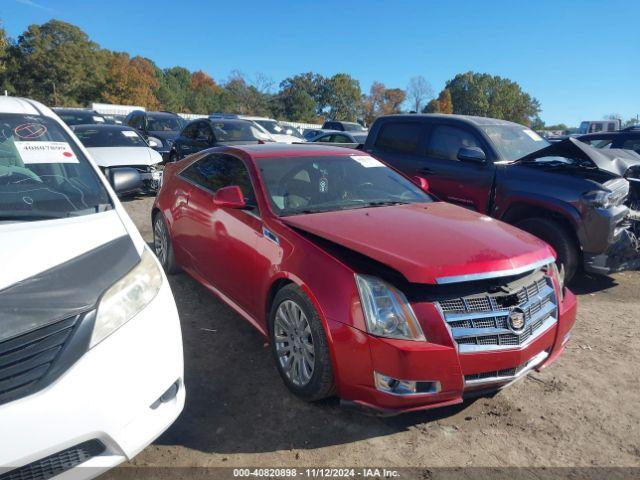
196;122;213;142
129;114;143;130
333;134;351;143
426;125;482;161
180;154;259;213
622;138;640;153
374;122;422;154
182;122;198;139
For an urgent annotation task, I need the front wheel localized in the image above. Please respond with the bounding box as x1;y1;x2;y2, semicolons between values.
168;150;179;163
516;217;579;282
269;284;335;401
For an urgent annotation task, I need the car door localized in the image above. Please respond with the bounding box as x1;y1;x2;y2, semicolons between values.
419;123;496;212
174;153;263;313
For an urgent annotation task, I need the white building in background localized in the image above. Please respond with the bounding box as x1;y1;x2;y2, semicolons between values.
91;103;145;116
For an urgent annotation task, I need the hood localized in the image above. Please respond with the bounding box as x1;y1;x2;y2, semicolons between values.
87;146;162;167
271;134;302;144
0;210;141;340
516;137;640;177
282;202;554;284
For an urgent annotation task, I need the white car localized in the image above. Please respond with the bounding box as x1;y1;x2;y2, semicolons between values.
0;96;185;479
240;116;305;144
73;124;163;194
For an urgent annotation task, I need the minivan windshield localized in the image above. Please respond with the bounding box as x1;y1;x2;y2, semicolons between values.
481;124;550;160
74;126;147;148
0;113;112;221
147;115;184;132
256;154;431;216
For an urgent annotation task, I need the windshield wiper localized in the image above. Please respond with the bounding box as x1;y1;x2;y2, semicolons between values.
359;200;411;208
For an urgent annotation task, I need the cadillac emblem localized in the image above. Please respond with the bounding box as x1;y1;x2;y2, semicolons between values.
508;308;526;332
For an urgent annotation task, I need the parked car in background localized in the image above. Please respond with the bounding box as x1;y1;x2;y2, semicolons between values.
52;108;107;126
73;124;164;194
0;96;184;479
364;114;640;281
102;113;126;125
577;119;621;134
322;120;367;132
168;118;266;162
210;114;304;143
309;130;368;145
124;110;186;162
303;128;329;140
578;126;640;154
152;143;576;414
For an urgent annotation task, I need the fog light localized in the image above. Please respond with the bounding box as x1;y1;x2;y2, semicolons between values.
374;372;440;396
150;379;180;409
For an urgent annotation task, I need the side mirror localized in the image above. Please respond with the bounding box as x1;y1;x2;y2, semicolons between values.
413;176;429;191
147;137;161;149
108;167;142;196
213;186;247;209
457;146;486;164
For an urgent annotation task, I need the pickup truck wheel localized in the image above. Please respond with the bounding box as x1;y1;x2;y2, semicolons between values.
269;284;335;401
153;213;179;274
516;217;579;282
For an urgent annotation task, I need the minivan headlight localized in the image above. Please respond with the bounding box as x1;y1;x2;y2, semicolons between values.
355;274;425;341
90;249;163;348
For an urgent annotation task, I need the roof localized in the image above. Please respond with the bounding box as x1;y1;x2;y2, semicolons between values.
0;96;57;118
146;111;180;118
226;143;360;159
378;113;523;127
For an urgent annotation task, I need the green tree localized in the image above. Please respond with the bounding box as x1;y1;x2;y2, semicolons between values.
275;72;324;121
320;73;362;121
157;66;191;112
0;22;12;94
187;70;223;114
8;20;107;106
444;72;540;125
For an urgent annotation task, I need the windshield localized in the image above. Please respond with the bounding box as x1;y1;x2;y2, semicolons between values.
481;125;549;160
256;154;432;216
0;113;112;221
74;127;147;148
211;121;262;142
343;122;367;132
55;110;105;126
147;115;184;132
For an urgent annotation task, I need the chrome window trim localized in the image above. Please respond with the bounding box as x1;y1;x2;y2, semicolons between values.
435;257;555;284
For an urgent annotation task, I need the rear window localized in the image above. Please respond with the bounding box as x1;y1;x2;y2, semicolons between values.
74;127;147;148
374;122;422;154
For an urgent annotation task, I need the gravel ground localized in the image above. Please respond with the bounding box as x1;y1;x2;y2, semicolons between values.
113;196;640;475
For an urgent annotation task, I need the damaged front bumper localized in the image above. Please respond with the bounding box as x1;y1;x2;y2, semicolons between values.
583;208;640;275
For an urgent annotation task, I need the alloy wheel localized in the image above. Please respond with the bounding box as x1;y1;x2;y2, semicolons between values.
154;216;168;266
274;300;315;386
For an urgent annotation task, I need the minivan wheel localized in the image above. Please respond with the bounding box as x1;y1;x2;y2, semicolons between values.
516;217;579;282
269;284;335;401
153;213;179;274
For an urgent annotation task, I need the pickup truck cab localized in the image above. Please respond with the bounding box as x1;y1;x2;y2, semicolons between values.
364;114;639;281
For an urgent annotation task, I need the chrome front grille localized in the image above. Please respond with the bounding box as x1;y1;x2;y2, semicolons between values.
437;272;558;353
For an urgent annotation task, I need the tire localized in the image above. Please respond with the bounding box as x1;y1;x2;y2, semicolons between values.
153;212;179;274
269;284;335;401
516;217;579;282
168;150;178;163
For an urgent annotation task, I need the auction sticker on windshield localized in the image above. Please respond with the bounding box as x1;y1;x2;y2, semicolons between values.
121;130;138;137
522;129;544;142
351;155;384;168
15;141;79;164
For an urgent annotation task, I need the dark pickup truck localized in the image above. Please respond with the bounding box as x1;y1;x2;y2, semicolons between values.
364;114;640;281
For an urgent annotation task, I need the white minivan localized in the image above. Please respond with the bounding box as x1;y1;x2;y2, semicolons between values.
0;97;185;478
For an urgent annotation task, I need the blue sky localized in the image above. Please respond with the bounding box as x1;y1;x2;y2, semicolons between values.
3;0;639;126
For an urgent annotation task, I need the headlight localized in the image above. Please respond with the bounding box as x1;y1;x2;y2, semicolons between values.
90;249;163;348
582;180;629;208
147;136;163;149
355;274;425;341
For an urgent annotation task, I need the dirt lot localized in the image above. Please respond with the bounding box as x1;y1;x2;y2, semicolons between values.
118;196;639;472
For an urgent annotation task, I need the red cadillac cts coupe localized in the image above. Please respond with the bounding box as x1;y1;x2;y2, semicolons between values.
152;144;577;414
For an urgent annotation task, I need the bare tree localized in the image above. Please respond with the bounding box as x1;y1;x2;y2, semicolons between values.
251;72;275;94
406;76;433;113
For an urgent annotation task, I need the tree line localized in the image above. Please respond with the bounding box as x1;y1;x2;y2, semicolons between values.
0;19;549;126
